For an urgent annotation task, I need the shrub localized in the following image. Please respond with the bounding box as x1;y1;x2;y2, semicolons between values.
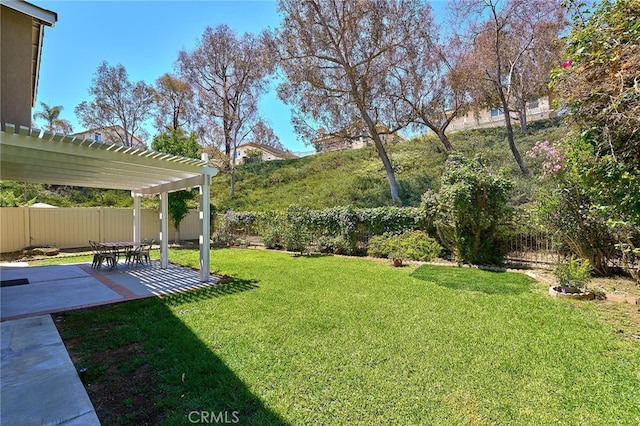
315;236;335;254
366;231;442;262
554;257;592;290
549;0;640;280
283;205;314;255
261;221;285;249
399;231;442;262
367;234;391;258
534;170;616;276
331;236;356;256
424;155;512;265
211;230;233;248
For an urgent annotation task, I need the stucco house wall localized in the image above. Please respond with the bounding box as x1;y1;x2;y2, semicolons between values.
0;1;56;130
448;96;558;132
71;126;146;149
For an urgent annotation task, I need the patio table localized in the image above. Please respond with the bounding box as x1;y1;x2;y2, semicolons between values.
97;242;142;264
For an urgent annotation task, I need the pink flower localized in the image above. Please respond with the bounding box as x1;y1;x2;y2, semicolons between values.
562;59;573;68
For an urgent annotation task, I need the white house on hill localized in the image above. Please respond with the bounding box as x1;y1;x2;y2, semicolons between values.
235;143;297;163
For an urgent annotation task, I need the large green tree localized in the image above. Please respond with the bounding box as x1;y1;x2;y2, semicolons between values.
151;129;201;243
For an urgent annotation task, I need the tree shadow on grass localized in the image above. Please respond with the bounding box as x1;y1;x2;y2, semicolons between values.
57;285;288;426
410;264;532;295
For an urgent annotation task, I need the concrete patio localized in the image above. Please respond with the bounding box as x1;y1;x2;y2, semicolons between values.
0;261;221;425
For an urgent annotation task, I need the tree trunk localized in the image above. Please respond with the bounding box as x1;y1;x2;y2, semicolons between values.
361;113;400;203
229;145;237;198
424;120;454;151
498;88;529;176
519;107;528;133
174;227;180;245
436;128;454;151
230;166;236;198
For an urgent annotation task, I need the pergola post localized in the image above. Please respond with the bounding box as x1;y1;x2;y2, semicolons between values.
132;193;141;243
199;176;211;282
160;191;169;269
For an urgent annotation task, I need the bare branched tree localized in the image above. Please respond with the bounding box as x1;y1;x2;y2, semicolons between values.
273;0;430;203
388;7;471;152
453;0;566;175
177;25;274;198
153;73;195;132
75;61;155;147
246;119;284;150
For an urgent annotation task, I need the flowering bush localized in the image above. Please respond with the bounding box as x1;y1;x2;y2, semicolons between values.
547;0;640;280
527;140;566;176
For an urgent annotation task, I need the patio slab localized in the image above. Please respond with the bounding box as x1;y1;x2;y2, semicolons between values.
99;262;221;296
1;315;100;425
1;263;91;283
1;267;123;321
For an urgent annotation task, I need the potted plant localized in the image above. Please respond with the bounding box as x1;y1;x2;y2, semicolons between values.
389;250;405;267
549;256;595;300
385;234;405;267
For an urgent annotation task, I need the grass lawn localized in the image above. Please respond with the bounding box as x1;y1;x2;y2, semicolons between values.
56;248;640;425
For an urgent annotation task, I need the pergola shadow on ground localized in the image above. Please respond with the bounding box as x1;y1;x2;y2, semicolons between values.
0;262;226;321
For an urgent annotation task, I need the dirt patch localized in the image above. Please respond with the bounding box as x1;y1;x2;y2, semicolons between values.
525;268;640;339
529;268;640;300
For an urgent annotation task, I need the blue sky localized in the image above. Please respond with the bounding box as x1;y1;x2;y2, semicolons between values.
34;1;449;153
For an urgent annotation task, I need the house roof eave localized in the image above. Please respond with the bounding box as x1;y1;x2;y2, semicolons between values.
1;0;57;26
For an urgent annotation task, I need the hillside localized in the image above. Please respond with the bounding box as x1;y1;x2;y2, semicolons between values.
210;118;567;211
0;119;567;211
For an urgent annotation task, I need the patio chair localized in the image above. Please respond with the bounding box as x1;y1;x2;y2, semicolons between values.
137;239;154;265
90;241;116;270
128;239;154;266
89;241;100;269
124;243;139;265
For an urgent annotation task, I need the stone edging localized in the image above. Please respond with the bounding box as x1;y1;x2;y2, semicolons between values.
525;271;639;305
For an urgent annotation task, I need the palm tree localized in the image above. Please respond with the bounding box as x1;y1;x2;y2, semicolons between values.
32;102;73;134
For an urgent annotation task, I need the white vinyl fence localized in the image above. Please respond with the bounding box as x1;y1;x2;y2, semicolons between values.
0;207;201;253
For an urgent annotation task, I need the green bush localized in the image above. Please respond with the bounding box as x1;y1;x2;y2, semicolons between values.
315;236;335;254
260;221;285;249
424;155;512;265
367;234;391;258
257;210;286;249
331;236;358;256
366;231;442;262
399;231;443;262
283;205;314;255
554;257;592;290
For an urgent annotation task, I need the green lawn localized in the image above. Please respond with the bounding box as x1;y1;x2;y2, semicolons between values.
57;248;640;425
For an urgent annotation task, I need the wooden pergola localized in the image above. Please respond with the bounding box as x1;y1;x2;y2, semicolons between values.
0;124;218;281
